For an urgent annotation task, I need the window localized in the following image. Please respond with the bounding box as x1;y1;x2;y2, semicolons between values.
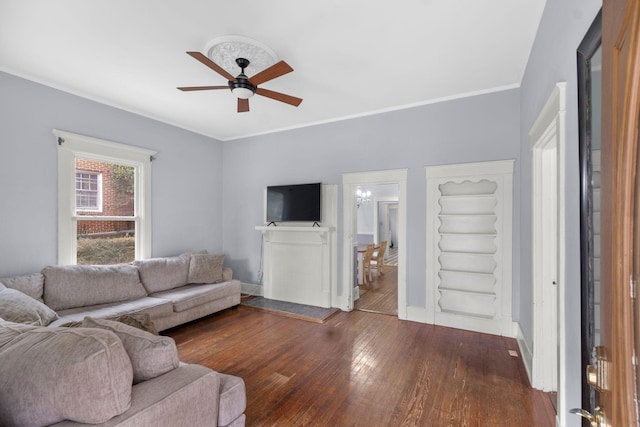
55;129;157;265
75;171;102;211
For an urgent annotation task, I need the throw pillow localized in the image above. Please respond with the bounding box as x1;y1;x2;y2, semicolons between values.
0;273;45;302
133;255;190;294
0;324;132;426
188;253;225;284
61;313;159;335
0;288;59;326
111;313;159;335
82;316;179;384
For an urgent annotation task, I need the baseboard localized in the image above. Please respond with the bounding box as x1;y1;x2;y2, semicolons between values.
405;306;432;324
241;282;263;297
516;322;533;385
353;285;360;302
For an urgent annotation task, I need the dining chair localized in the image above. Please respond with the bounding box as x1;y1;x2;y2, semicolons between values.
369;240;387;278
362;243;375;284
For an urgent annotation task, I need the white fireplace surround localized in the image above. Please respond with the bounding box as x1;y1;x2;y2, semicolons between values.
256;185;337;308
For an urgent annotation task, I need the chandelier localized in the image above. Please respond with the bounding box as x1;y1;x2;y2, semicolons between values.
356;187;371;208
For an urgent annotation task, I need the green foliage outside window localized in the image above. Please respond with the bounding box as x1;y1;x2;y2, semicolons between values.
111;164;134;196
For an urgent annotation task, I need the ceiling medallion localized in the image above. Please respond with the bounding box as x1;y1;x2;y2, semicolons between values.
205;35;279;77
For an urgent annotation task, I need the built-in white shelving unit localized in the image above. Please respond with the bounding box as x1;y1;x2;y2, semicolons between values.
426;160;514;336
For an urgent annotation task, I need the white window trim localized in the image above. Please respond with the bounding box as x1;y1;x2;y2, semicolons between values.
55;129;157;265
75;171;103;212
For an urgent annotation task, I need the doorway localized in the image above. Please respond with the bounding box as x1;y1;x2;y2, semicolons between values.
357;194;399;316
342;169;408;318
374;199;399;265
530;82;566;427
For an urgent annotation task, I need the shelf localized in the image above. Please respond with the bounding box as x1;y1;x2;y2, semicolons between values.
438;214;497;217
438;286;496;297
438;268;496;276
438;194;497;199
256;225;332;233
437;232;497;237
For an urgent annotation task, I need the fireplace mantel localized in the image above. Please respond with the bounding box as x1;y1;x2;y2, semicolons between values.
255;225;334;308
255;185;338;308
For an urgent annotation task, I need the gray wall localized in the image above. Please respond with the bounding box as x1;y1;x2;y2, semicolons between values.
222;88;521;310
519;0;601;425
0;71;225;276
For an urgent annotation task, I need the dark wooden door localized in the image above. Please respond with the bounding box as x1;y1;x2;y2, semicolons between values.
600;0;640;424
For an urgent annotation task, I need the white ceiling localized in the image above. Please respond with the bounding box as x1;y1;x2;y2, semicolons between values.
0;1;547;141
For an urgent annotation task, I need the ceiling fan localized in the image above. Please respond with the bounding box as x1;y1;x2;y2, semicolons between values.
178;51;303;113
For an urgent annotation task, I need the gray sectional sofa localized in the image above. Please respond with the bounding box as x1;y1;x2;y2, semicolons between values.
38;252;242;331
0;252;246;427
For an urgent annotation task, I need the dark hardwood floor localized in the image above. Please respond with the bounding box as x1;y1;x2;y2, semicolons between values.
355;264;398;316
166;305;556;426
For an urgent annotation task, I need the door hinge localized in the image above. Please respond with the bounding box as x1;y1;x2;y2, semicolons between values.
631;277;637;299
587;346;610;392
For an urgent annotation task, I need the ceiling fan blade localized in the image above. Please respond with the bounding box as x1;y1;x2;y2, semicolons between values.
186;51;235;81
177;85;228;91
238;98;250;113
256;88;303;107
249;61;294;86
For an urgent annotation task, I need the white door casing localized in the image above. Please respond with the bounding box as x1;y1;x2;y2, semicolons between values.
342;169;407;316
529;82;566;425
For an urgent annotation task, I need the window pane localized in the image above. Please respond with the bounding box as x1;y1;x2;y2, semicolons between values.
76;171;101;210
76;220;135;265
75;159;134;216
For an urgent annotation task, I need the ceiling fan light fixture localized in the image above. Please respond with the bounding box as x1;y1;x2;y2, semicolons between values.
229;79;256;99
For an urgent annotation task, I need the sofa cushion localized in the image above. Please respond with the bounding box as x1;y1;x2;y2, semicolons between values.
151;281;240;313
0;321;34;346
188;253;225;284
49;296;174;328
42;264;148;311
134;254;190;294
218;373;247;427
0;323;132;426
0;273;45;302
83;316;180;384
0;288;59;326
60;313;159;335
49;364;222;427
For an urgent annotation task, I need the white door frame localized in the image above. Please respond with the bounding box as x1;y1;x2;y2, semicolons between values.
342;169;407;317
529;82;566;426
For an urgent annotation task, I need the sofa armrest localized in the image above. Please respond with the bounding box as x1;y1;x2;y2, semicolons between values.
49;364;220;427
222;267;233;282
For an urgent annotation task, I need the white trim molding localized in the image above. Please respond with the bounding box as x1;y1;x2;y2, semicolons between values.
528;82;566;427
54;129;156;265
342;169;407;317
516;322;534;384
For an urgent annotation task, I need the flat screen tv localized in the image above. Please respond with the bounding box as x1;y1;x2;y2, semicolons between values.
266;183;321;223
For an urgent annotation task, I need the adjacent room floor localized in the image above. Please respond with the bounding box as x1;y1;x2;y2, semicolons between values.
355;264;398;316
